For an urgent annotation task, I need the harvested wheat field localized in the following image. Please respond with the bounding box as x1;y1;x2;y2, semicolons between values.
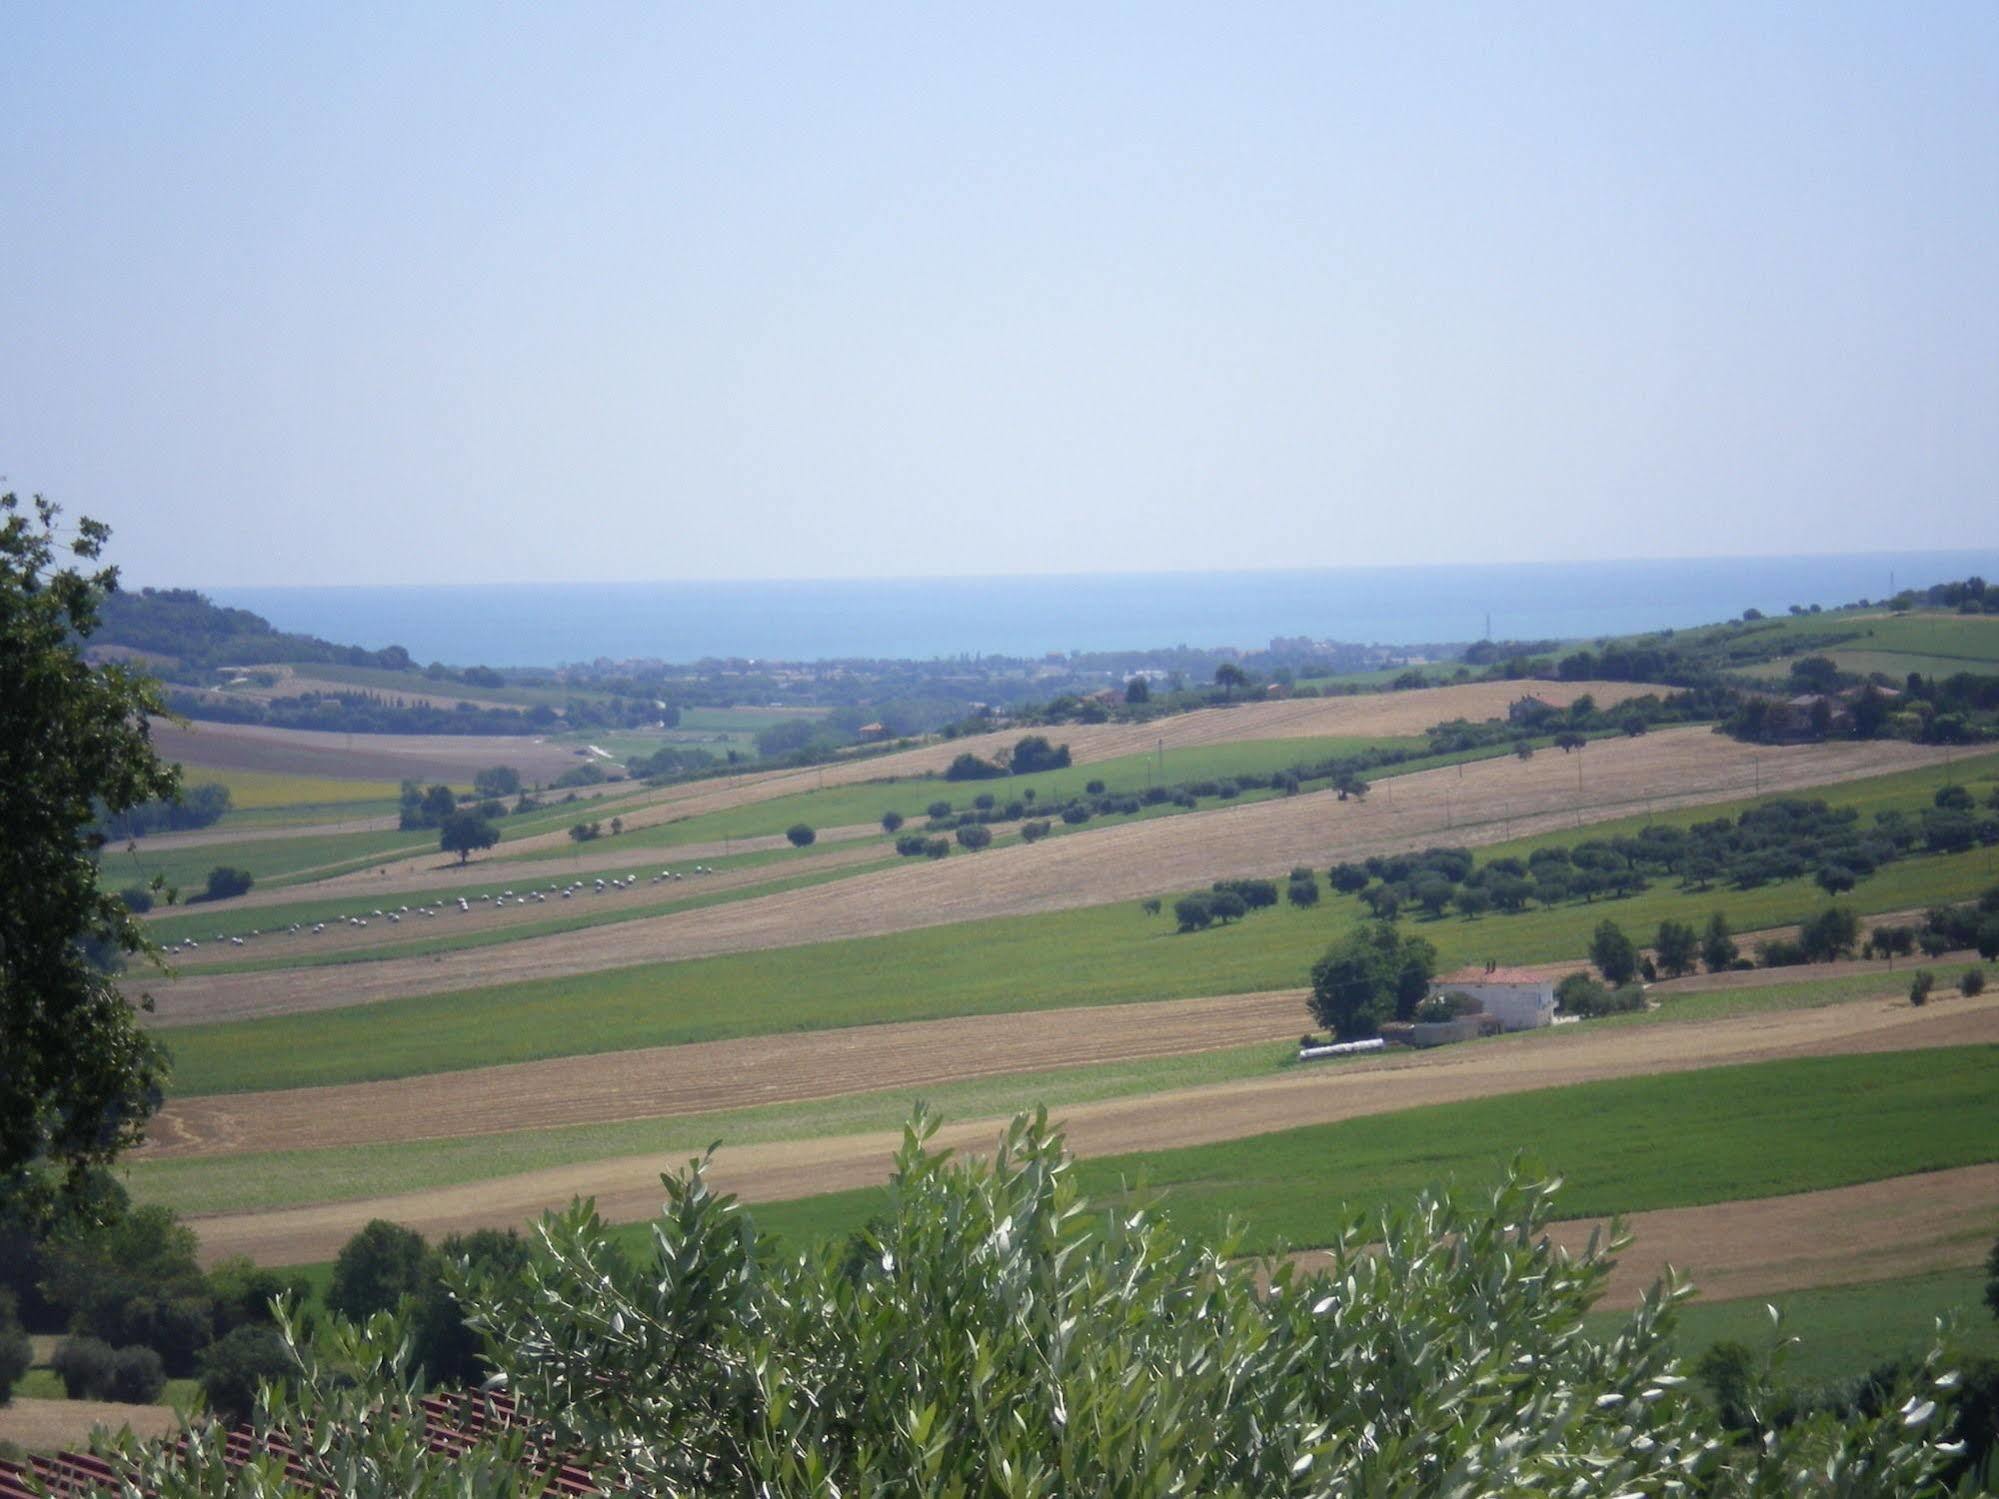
181;990;1999;1265
0;1398;179;1456
144;989;1310;1158
149;718;588;782
146;729;1947;1025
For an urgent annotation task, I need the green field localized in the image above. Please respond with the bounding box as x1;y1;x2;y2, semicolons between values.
134;966;1965;1217
591;1046;1999;1258
157;816;1999;1096
1599;1267;1999;1389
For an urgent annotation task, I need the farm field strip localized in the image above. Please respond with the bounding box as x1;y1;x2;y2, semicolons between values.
146;717;591;781
175;999;1999;1266
130;965;1984;1218
149;833;1999;1097
155;844;894;972
141;729;1949;1026
426;680;1654;862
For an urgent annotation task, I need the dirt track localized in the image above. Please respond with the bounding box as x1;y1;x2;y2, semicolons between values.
145;729;1947;1026
150;718;590;782
180;990;1999;1266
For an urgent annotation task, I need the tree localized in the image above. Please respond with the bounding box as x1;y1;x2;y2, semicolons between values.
1701;912;1739;973
880;810;904;833
1308;922;1437;1038
0;1290;31;1404
439;811;499;865
954;824;991;851
0;495;175;1204
1174;894;1215;932
1124;676;1150;704
473;766;520;799
420;783;457;826
1213;662;1248;699
1798;906;1860;963
1654;920;1699;979
785;823;816;848
1590;920;1639;984
1334;772;1370;801
328;1220;432;1322
1009;736;1071;775
201;865;254;901
198;1323;293;1424
1330;862;1370;894
1815;863;1857;897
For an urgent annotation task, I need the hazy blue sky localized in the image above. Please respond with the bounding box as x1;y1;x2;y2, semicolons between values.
4;4;1995;587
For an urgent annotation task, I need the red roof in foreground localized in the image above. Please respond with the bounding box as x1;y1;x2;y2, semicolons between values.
1435;966;1557;986
0;1392;598;1498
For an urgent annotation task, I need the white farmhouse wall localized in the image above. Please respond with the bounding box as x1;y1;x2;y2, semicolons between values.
1431;979;1556;1031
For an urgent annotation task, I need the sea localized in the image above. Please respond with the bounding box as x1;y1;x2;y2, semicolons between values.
209;551;1999;669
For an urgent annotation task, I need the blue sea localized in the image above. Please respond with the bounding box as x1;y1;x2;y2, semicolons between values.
209;552;1999;669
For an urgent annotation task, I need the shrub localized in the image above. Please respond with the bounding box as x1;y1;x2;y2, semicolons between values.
201;865;254;901
894;834;927;857
0;1293;30;1405
923;838;950;860
1330;862;1369;894
1555;971;1607;1016
954;824;992;851
568;821;601;843
1756;938;1808;968
108;1343;166;1404
973;792;996;811
52;1335;117;1398
1209;891;1247;923
1414;990;1482;1024
1018;820;1051;843
1286;877;1320;908
1961;968;1986;997
1009;735;1071;774
1139;898;1161;916
199;1324;293;1424
944;752;1005;782
1212;878;1278;910
1910;970;1935;1006
118;884;154;914
880;810;904;833
1174;895;1214;933
785;823;816;848
1060;803;1092;825
1085;779;1106;795
926;800;952;819
328;1220;432;1322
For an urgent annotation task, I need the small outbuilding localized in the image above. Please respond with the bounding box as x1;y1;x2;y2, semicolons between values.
1428;964;1557;1031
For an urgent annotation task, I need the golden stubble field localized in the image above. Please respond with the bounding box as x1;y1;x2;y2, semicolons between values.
144;728;1948;1026
149;717;590;782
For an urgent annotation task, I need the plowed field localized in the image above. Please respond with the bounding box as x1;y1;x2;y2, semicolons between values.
146;729;1946;1026
180;991;1999;1265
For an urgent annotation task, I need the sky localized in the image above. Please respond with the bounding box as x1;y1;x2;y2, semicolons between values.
3;3;1996;588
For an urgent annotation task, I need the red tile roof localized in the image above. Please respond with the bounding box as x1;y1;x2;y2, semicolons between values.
1435;967;1557;986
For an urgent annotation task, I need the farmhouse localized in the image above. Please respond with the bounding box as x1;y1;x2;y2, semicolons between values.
1427;964;1557;1031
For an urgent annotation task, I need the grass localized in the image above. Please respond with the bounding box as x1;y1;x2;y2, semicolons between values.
14;1367;201;1409
1596;1267;1999;1389
133;966;1958;1218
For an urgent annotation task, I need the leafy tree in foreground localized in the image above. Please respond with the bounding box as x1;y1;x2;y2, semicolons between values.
0;494;174;1208
438;811;499;865
104;1113;1969;1495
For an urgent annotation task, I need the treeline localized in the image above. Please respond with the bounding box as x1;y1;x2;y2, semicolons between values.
1321;791;1991;923
168;688;538;736
92;782;231;841
97;587;412;672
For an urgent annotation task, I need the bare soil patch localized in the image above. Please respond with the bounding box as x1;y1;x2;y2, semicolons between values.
0;1397;178;1455
148;719;586;782
181;990;1998;1266
146;730;1947;1027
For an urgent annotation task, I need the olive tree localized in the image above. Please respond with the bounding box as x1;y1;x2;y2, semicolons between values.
102;1113;1971;1496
